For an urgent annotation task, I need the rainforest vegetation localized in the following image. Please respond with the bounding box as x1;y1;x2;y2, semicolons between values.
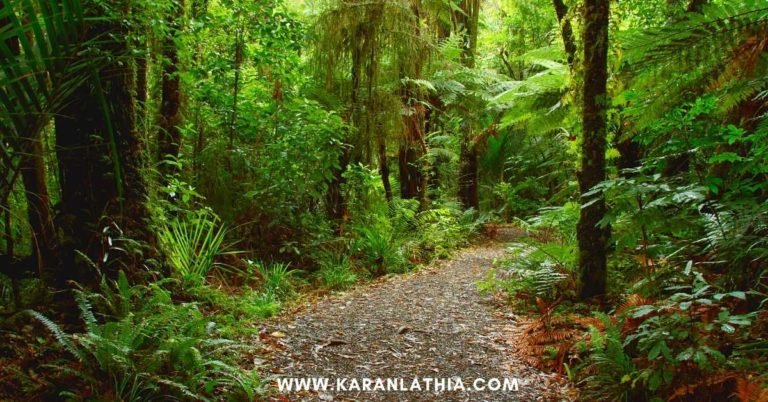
1;0;767;400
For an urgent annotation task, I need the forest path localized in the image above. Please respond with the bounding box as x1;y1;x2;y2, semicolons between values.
260;227;567;401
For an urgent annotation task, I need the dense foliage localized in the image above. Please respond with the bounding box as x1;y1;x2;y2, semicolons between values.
1;0;767;400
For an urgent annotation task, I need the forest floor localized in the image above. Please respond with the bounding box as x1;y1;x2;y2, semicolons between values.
258;227;572;401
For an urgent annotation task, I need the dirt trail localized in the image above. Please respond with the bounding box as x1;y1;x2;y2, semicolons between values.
261;228;569;401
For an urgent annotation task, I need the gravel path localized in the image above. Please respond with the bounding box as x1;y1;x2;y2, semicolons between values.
261;229;569;401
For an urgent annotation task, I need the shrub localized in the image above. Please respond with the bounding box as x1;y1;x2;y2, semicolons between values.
28;273;261;401
190;284;283;327
316;254;358;290
251;261;300;299
157;210;228;285
479;240;577;310
352;225;408;276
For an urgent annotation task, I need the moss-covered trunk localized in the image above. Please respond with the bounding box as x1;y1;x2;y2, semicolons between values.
577;0;610;300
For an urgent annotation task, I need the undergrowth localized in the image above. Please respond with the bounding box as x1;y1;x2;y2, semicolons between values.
482;180;768;401
26;272;263;401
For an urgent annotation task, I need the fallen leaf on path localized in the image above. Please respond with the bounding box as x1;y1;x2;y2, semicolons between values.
324;338;349;347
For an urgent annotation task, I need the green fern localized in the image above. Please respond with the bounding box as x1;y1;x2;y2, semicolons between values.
492;46;570;136
622;0;768;125
74;291;98;334
26;310;86;361
29;276;262;400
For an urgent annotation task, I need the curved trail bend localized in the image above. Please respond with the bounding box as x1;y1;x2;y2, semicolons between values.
262;228;568;401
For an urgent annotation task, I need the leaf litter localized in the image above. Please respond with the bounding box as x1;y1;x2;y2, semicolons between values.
261;228;573;401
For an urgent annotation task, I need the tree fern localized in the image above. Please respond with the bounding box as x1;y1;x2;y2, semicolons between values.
623;0;768;125
492;47;570;136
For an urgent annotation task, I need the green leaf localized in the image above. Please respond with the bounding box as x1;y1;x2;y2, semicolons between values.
648;341;663;360
649;370;661;391
632;305;655;318
708;152;741;164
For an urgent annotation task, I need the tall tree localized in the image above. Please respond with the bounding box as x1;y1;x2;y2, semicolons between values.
157;0;185;176
313;0;425;227
229;23;244;150
455;0;481;211
133;0;149;137
577;0;611;299
398;1;429;208
190;0;208;184
552;0;577;69
398;97;427;205
55;0;149;283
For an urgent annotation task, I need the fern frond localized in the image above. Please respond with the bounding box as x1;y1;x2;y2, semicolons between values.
27;310;86;361
624;1;768;125
74;290;98;334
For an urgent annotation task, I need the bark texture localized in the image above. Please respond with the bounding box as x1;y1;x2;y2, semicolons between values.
552;0;577;69
55;2;149;284
157;0;184;176
378;140;393;202
399;99;428;208
454;0;480;210
577;0;611;300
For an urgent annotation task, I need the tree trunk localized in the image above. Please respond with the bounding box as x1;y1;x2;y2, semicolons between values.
398;144;419;200
424;94;442;192
615;111;641;177
399;100;427;208
552;0;577;69
157;0;184;176
193;113;205;184
136;46;148;132
616;136;641;177
190;0;208;185
577;0;611;300
687;0;707;12
55;0;149;284
458;132;479;210
133;0;149;138
325;22;365;230
229;26;244;149
3;197;12;257
112;45;149;246
454;0;480;210
378;140;393;202
455;0;480;68
19;138;56;275
327;148;350;235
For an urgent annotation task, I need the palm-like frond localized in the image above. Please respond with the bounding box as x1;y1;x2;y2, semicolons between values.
492;47;569;136
0;0;98;201
622;0;768;125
